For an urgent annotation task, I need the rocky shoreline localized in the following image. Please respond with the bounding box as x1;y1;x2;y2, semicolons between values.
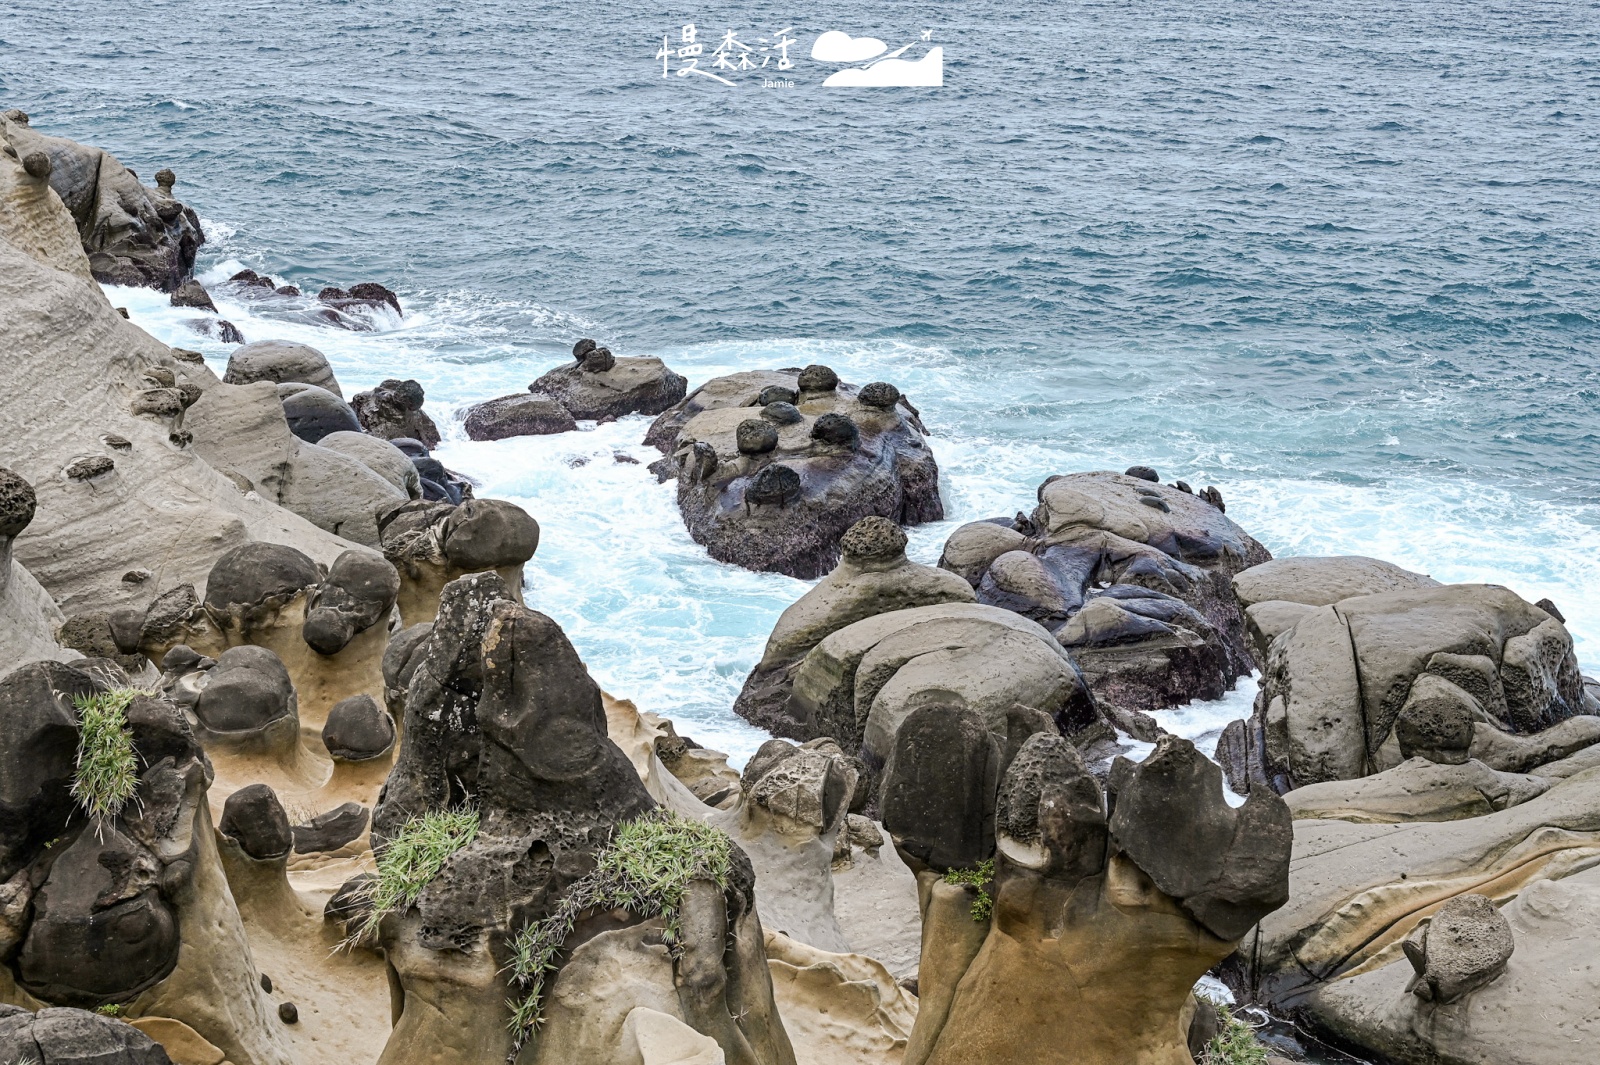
2;115;1597;1065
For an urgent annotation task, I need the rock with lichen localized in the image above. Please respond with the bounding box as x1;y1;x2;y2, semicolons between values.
644;366;942;578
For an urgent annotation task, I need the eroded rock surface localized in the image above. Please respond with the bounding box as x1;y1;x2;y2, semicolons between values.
645;367;942;578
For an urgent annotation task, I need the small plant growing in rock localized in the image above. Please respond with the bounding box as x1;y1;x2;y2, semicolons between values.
943;858;996;922
94;1003;122;1017
70;688;145;822
351;806;480;944
1203;1006;1270;1065
505;809;734;1045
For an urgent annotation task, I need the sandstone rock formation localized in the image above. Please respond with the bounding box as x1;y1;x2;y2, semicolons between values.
1226;578;1591;793
527;338;689;421
109;541;399;729
0;114;202;291
0;659;291;1065
376;498;539;625
939;471;1270;734
879;714;1292;1065
363;572;795;1065
0;134;365;617
0;467;72;665
645;367;942;579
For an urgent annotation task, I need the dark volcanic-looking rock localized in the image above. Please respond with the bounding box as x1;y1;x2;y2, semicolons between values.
301;549;401;656
279;383;360;443
462;393;577;441
0;116;204;291
291;802;369;853
193;645;296;733
352;378;441;448
644;368;943;579
219;783;294;860
168;279;215;311
322;693;396;761
0;662;95;880
0;1006;176;1065
939;472;1271;726
528;347;687;420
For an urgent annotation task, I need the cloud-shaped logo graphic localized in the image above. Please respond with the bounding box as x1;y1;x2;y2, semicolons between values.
811;30;888;63
822;46;943;87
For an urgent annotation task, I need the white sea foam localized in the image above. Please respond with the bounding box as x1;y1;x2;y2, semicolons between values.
108;277;1600;767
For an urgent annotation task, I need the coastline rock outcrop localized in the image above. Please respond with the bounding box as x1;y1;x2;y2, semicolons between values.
376;498;539;625
0;114;203;291
462;393;577;441
939;472;1270;731
881;719;1292;1064
365;572;795;1065
1227;579;1591;793
644;367;942;579
351;379;441;450
109;541;399;729
0;659;291;1065
527;338;689;421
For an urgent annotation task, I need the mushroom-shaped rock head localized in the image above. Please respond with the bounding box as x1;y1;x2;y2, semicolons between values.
879;700;999;871
761;400;803;426
219;783;293;860
810;412;858;449
572;337;597;361
439;498;540;571
280;383;360;443
1107;736;1293;941
302;549;400;655
1403;893;1514;1003
1394;685;1476;764
203;541;322;615
0;466;38;539
797;364;839;393
1125;465;1160;482
857;381;902;409
322;693;396;761
840;515;908;565
745;463;802;507
736;418;780;455
15;824;181;1005
193;645;295;733
758;384;799;406
995;732;1107;881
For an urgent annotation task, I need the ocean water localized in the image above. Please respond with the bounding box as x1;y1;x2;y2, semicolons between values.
7;0;1598;768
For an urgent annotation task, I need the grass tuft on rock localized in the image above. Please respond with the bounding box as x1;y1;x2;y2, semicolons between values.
352;806;480;944
505;809;734;1045
70;688;145;822
943;858;995;922
1202;1006;1270;1065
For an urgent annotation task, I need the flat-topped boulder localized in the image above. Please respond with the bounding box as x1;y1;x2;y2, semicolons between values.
644;365;942;579
527;338;688;420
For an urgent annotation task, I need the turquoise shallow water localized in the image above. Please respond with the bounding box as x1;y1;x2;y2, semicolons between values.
6;0;1598;763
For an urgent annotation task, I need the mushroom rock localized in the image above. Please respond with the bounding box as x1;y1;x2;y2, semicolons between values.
0;467;72;663
0;116;203;291
643;369;942;579
351;379;441;449
707;740;858;953
377;497;539;625
278;383;360;444
369;572;793;1065
0;660;290;1065
733;516;977;741
881;725;1292;1065
113;542;399;731
940;472;1272;729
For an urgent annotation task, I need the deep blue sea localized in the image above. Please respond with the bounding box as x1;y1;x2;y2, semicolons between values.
6;0;1598;765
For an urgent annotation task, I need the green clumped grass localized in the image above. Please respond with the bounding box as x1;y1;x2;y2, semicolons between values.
94;1003;122;1017
1203;1006;1270;1065
943;858;996;922
504;810;734;1046
351;806;480;944
70;689;145;822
